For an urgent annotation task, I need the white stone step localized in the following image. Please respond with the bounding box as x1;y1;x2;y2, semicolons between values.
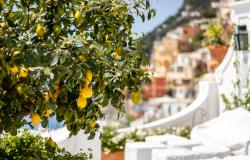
146;134;201;149
192;145;231;159
223;155;250;160
151;145;230;160
145;134;189;144
125;142;166;160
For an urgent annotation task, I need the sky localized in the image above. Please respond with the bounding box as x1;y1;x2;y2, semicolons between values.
132;0;184;35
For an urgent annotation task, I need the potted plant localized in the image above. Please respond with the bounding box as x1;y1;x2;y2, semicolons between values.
205;21;228;69
101;127;126;160
102;150;125;160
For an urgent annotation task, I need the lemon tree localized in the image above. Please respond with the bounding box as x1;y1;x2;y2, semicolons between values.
0;0;155;137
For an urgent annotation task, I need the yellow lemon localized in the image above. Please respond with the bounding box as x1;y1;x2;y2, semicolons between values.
114;51;120;60
10;66;18;74
80;86;92;98
46;137;55;148
31;113;40;125
19;68;28;77
77;96;87;109
78;55;85;62
0;21;8;28
74;10;82;23
44;92;49;102
85;70;92;82
44;108;53;117
89;120;96;128
132;91;141;104
53;25;61;35
36;24;45;37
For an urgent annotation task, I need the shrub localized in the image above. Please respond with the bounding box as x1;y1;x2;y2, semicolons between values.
0;130;92;160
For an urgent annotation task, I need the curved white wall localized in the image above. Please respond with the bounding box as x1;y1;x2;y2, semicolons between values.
118;81;219;133
216;0;250;112
215;47;237;113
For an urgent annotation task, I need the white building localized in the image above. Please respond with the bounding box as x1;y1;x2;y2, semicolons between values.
167;48;210;99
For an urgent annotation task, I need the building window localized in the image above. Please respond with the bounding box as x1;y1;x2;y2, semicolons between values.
177;66;184;72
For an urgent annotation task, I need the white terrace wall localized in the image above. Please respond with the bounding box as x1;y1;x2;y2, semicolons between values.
118;81;219;133
216;0;250;113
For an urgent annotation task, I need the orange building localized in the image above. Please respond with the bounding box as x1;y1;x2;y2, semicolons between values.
143;76;166;99
151;39;179;76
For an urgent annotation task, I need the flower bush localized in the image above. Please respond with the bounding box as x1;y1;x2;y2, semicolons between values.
0;130;92;159
222;89;250;111
221;57;250;111
101;126;191;154
0;0;155;137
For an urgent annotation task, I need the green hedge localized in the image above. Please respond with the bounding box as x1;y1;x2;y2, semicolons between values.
0;130;92;160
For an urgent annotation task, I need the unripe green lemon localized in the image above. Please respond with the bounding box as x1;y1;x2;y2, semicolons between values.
74;10;82;23
57;8;64;16
53;25;61;35
89;120;96;128
17;86;23;94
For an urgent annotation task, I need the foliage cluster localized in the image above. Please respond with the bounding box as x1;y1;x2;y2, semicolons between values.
0;130;92;160
0;0;155;137
221;55;250;111
205;21;225;46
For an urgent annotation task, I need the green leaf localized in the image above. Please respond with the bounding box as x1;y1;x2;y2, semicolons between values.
146;0;150;9
50;54;59;66
147;11;151;20
140;14;145;22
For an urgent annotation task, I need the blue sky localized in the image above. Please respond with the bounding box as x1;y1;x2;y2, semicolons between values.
132;0;184;35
